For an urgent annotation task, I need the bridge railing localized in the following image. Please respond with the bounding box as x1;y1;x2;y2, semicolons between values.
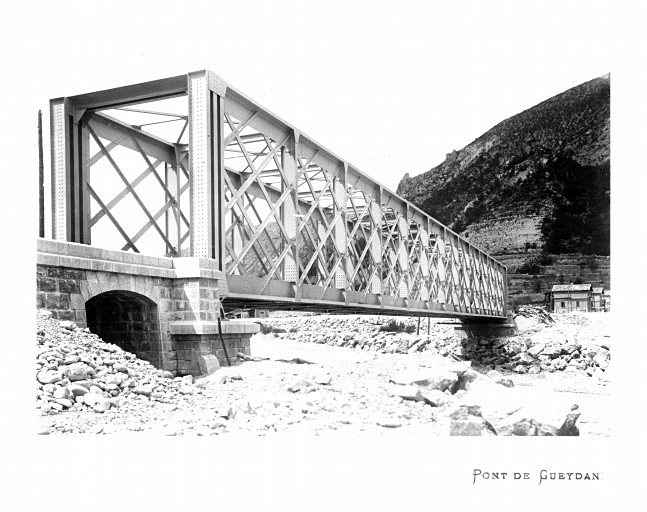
48;70;507;318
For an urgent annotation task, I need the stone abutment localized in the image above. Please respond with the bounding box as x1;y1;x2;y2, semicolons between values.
36;239;258;376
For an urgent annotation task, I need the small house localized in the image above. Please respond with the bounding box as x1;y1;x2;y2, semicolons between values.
549;284;592;313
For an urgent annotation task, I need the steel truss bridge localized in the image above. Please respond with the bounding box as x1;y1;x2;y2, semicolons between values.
48;70;508;320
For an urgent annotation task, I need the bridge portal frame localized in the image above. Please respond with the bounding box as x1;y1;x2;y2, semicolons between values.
49;70;508;321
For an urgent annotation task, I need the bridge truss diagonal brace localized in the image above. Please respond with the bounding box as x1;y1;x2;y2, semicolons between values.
188;71;226;268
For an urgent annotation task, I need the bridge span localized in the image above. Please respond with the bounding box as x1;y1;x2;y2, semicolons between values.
39;70;510;375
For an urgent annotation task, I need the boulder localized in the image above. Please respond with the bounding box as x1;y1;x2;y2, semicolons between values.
542;344;562;358
557;409;581;436
509;418;557;436
391;368;459;393
54;398;74;409
287;378;315;393
420;388;452;407
562;342;582;355
517;352;534;365
449;406;497;436
42;383;57;394
528;343;545;357
59;321;76;331
456;368;491;392
53;387;71;400
133;385;154;396
93;400;111;413
82;392;111;413
65;362;96;381
37;370;63;385
390;384;424;402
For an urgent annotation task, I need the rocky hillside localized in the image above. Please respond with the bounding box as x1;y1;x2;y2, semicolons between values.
397;75;610;257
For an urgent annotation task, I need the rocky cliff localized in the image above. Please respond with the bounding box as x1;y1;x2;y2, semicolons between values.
397;75;610;259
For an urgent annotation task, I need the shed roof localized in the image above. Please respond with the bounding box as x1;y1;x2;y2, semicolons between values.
551;284;592;292
592;287;604;294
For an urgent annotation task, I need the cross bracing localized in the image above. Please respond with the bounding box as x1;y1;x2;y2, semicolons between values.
49;70;507;319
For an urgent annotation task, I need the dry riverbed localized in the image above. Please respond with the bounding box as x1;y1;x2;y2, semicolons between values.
36;309;610;436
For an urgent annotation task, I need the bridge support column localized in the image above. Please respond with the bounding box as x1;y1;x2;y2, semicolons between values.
454;317;516;339
168;257;259;376
169;320;259;376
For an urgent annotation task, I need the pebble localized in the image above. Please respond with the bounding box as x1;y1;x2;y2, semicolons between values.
36;309;608;437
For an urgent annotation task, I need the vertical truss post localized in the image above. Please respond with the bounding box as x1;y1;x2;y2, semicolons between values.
164;163;170;246
281;134;298;282
501;261;508;315
187;70;226;266
49;98;89;244
334;164;347;290
398;206;410;298
370;186;382;295
419;223;430;301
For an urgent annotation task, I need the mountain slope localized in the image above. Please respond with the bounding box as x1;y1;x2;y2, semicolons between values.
396;75;610;257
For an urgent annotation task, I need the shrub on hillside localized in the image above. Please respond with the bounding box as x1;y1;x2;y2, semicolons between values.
516;258;541;275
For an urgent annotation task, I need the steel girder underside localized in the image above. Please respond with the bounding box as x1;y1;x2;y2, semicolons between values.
49;70;508;320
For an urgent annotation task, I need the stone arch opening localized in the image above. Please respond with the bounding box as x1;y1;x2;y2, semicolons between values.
86;290;161;367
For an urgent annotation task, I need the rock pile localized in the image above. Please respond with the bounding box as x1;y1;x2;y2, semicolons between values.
36;310;197;416
259;315;458;355
256;309;610;377
461;307;610;376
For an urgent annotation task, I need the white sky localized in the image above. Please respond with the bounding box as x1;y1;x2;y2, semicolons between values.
5;0;633;194
2;2;647;511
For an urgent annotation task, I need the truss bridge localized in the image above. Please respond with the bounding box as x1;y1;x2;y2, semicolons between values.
44;70;508;323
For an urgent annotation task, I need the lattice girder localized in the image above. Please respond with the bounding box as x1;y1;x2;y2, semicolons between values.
49;70;508;320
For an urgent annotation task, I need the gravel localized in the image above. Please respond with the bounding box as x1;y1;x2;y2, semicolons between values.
36;308;610;436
